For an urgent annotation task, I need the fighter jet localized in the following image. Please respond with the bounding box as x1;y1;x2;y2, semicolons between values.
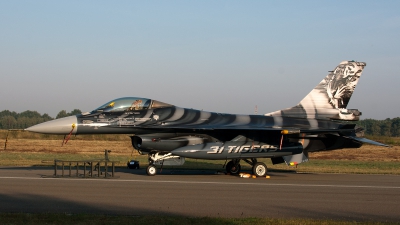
26;60;386;176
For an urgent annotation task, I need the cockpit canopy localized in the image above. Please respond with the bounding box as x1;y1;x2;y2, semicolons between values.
91;97;173;113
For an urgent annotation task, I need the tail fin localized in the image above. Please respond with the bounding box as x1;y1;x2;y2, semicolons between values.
265;61;366;121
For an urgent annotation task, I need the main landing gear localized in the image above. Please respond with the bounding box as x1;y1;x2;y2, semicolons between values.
226;159;241;175
225;158;268;177
252;162;267;177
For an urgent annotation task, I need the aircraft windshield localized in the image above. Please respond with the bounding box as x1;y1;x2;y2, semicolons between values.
92;97;172;113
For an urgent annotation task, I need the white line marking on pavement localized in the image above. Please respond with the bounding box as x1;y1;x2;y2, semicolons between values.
0;176;399;189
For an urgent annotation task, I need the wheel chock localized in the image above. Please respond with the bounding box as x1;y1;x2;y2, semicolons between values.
240;173;251;178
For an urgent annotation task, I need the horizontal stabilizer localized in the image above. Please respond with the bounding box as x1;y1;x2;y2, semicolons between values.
345;136;389;147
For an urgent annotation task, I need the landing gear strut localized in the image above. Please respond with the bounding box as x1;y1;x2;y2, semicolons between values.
146;154;157;176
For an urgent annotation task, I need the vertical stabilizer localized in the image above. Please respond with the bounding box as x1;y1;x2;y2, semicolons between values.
265;61;366;121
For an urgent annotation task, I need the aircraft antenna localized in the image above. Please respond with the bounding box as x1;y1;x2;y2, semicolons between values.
255;105;258;115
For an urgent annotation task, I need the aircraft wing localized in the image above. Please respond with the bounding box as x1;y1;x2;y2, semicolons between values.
132;123;388;147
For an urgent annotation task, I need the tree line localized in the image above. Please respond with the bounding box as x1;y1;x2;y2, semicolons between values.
355;118;400;137
0;109;81;129
0;109;399;137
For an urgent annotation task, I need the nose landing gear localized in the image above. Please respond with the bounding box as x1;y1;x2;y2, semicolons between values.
146;164;157;176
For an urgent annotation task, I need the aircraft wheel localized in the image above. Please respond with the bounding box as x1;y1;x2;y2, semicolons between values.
226;161;241;175
252;162;267;177
146;165;157;176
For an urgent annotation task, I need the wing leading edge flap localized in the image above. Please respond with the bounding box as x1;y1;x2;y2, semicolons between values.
345;136;389;147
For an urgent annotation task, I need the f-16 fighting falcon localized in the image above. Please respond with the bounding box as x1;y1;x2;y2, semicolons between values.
26;61;387;176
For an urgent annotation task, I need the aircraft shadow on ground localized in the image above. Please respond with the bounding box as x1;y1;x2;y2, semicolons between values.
0;192;394;222
0;192;184;216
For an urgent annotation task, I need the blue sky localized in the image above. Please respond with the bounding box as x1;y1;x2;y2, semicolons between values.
1;1;399;119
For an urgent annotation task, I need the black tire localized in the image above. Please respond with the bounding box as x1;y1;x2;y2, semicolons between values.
146;165;157;176
226;161;241;175
252;162;267;177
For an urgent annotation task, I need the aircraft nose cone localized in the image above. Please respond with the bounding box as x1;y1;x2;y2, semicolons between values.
25;115;78;134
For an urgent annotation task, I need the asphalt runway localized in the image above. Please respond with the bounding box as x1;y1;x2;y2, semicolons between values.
0;166;399;222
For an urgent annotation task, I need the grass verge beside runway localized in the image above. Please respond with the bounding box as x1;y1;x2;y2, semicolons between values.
1;136;399;174
0;152;399;175
0;213;398;225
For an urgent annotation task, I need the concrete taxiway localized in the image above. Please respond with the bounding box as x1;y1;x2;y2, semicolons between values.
0;167;399;222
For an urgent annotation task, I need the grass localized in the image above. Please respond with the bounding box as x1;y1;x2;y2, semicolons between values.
364;135;400;146
0;138;399;174
0;213;397;225
1;150;399;175
1;130;399;174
